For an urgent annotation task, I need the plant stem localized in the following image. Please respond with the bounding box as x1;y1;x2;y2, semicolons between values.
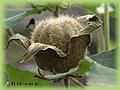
104;1;110;50
96;15;106;53
6;28;15;48
34;75;50;81
63;77;69;88
53;6;59;17
5;82;10;87
6;28;14;38
6;28;22;49
69;77;84;88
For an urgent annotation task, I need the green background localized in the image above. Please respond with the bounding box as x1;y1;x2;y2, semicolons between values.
0;0;119;90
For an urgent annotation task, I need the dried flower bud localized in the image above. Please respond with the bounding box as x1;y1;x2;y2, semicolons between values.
21;15;102;74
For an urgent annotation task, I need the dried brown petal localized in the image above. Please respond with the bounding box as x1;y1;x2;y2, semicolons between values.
20;42;66;63
79;22;101;34
7;34;31;50
63;34;91;72
76;15;102;33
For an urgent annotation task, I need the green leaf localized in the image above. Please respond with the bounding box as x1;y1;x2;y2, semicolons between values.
78;60;92;75
86;63;116;86
90;48;116;69
5;10;40;28
72;54;116;86
5;9;42;28
82;49;116;86
5;3;69;28
84;55;116;86
5;12;26;28
5;64;51;87
72;59;92;76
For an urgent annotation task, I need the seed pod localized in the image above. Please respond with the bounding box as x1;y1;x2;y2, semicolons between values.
21;15;102;73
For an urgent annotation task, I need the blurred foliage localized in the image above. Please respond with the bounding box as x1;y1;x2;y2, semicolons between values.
90;48;116;69
86;61;116;86
86;49;116;86
5;48;116;87
78;3;116;17
5;64;51;87
5;2;116;28
72;59;92;76
76;49;116;86
26;3;70;16
5;2;69;28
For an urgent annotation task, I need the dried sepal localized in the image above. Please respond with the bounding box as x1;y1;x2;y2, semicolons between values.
20;42;66;63
64;34;91;71
79;22;102;34
25;18;35;30
76;15;102;33
7;34;31;50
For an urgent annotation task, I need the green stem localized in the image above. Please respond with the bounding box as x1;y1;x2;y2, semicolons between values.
96;15;106;53
6;28;15;48
53;6;59;17
5;82;10;87
104;1;110;50
6;28;20;49
6;28;14;38
63;77;70;88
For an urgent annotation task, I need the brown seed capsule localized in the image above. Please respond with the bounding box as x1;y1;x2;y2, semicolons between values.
31;16;83;53
22;15;102;73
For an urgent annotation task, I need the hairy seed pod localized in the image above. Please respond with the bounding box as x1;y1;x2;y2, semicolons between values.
23;15;102;73
32;16;83;53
